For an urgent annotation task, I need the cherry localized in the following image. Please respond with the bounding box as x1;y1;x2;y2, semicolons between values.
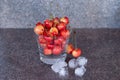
47;44;54;49
34;24;44;35
44;19;53;28
53;46;62;55
50;27;58;35
60;16;69;25
57;22;66;30
40;43;47;48
54;39;62;45
38;36;46;44
44;48;52;55
66;44;74;54
53;17;60;24
72;48;82;58
44;36;53;42
60;30;70;39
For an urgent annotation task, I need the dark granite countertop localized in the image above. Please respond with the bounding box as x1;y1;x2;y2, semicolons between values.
0;29;120;80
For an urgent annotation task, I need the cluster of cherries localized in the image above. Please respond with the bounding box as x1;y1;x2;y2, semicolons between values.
34;16;81;58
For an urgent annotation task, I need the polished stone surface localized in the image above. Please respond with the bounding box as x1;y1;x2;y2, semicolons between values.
0;29;120;80
0;0;120;28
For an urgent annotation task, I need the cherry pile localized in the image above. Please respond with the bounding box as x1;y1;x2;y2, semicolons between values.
34;16;81;57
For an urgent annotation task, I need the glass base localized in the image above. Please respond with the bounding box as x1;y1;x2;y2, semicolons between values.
40;53;67;65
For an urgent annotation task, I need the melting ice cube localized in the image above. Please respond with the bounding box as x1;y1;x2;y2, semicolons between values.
57;61;67;68
76;56;88;66
68;59;78;69
58;67;68;77
51;64;61;73
75;66;86;77
51;60;67;73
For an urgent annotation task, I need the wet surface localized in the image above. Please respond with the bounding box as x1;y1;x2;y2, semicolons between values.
0;29;120;80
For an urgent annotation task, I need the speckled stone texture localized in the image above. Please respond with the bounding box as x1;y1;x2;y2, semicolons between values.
0;0;120;28
0;29;120;80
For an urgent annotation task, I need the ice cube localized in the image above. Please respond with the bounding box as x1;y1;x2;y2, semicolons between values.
51;64;61;73
76;56;88;66
68;59;78;69
57;61;67;68
58;68;68;77
75;66;86;77
51;60;67;73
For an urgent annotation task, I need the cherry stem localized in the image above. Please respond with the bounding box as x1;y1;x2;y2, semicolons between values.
73;30;77;48
49;1;54;19
49;13;54;19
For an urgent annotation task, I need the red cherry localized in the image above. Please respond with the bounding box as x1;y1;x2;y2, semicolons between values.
38;36;46;44
43;30;53;37
53;46;62;55
72;48;82;58
44;48;52;55
62;40;66;48
53;17;60;24
60;16;69;25
57;22;66;30
57;36;64;42
60;30;70;39
40;43;47;48
50;27;58;35
36;22;42;26
36;22;45;26
43;31;48;36
54;39;62;45
47;44;54;49
66;44;74;54
44;19;53;28
44;36;53;42
38;36;46;47
34;24;44;35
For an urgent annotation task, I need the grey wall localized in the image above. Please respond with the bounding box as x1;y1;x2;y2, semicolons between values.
0;0;120;28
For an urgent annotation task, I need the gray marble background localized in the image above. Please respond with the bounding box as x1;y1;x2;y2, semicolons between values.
0;0;120;28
